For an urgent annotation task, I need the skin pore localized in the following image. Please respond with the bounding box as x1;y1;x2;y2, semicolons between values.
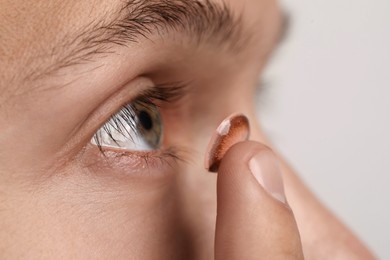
0;0;374;259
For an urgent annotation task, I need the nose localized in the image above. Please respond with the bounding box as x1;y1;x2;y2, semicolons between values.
173;150;218;260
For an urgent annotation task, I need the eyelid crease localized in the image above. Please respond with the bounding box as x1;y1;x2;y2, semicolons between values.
139;81;190;105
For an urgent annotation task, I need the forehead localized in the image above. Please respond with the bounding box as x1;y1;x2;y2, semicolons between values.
0;1;116;66
0;1;116;42
0;1;115;91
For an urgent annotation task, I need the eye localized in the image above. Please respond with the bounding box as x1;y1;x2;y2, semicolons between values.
92;98;163;151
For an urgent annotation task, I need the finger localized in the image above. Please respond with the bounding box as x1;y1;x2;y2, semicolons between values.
214;141;304;260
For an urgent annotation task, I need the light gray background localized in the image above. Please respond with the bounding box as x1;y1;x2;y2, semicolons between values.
258;0;390;258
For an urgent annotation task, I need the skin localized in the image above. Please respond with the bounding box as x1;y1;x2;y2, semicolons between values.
0;0;375;259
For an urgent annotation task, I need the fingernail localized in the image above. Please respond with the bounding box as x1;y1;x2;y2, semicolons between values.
249;152;287;204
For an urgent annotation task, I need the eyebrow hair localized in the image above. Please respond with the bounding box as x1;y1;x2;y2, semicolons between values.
34;0;246;80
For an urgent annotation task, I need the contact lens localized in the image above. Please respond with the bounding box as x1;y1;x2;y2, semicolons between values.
205;114;250;172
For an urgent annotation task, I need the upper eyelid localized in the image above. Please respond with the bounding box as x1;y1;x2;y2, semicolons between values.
140;82;190;104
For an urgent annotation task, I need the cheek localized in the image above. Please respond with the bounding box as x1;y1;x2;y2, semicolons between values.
2;166;191;259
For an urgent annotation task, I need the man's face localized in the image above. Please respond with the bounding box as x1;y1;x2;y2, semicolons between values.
0;0;281;258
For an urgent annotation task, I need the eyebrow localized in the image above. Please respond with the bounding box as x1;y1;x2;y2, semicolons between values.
35;0;246;79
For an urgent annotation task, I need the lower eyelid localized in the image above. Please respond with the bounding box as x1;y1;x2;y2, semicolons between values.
82;143;186;180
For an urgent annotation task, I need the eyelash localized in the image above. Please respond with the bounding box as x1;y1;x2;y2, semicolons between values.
93;83;187;154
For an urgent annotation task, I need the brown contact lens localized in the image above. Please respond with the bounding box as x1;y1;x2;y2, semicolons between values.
205;114;250;172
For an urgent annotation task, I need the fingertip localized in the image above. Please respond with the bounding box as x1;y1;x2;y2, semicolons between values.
217;141;275;186
215;141;304;259
216;140;288;212
218;141;274;173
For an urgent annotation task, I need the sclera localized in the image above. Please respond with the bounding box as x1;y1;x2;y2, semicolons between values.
205;114;250;172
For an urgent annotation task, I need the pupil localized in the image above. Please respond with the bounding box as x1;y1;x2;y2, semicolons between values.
139;110;153;130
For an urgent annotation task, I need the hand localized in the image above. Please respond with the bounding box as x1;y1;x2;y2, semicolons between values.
214;141;304;259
